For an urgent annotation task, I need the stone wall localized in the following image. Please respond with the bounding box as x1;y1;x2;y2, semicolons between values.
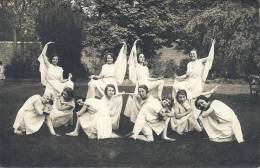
0;41;42;65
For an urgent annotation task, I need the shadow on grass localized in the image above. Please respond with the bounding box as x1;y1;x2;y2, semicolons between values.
0;83;259;167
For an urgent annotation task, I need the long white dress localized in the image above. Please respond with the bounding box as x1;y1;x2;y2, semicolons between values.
87;44;127;98
101;95;123;130
77;98;113;139
50;97;75;128
173;43;215;99
199;100;244;143
124;95;155;123
169;101;201;134
13;95;48;135
128;40;164;98
132;99;167;141
38;44;74;98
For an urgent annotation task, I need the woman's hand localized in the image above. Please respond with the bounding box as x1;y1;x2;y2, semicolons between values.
46;41;55;45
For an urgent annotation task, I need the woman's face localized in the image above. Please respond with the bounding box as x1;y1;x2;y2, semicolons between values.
197;99;209;110
189;50;197;61
106;86;115;97
177;94;187;104
138;54;145;64
52;56;59;65
106;55;114;64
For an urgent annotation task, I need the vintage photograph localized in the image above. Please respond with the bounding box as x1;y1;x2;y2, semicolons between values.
0;0;259;167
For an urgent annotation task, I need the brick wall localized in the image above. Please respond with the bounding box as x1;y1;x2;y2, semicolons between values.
0;41;42;65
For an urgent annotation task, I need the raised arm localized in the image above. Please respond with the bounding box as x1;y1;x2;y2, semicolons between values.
201;39;216;64
41;42;54;68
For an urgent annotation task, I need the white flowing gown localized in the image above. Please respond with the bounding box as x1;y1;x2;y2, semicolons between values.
87;44;127;98
13;95;48;135
199;100;244;143
77;98;113;139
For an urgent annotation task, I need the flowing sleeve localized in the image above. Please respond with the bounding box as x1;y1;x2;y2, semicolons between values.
202;42;215;82
114;43;127;84
128;40;138;84
37;44;49;86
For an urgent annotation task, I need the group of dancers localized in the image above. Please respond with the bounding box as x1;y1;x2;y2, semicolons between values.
13;39;244;143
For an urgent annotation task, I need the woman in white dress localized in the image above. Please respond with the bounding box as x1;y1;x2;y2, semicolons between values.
173;39;215;99
128;40;164;100
100;84;123;130
128;96;176;142
38;42;73;98
0;61;5;86
86;43;127;98
195;95;244;143
66;97;120;139
169;90;202;135
13;94;54;135
47;87;75;135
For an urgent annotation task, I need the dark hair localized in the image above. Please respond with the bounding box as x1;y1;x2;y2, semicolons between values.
104;84;116;96
195;95;210;110
104;54;114;63
0;61;2;65
49;99;54;105
62;87;74;101
162;94;174;108
176;89;187;102
138;84;149;94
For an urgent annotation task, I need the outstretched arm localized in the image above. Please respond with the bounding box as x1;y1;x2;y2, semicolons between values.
41;42;54;68
201;39;216;64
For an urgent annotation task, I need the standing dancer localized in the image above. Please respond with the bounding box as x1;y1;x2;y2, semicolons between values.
128;40;164;100
173;39;216;99
38;42;73;98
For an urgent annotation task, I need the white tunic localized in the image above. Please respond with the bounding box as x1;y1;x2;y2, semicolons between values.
174;59;204;99
124;95;155;123
132;99;166;137
50;97;75;128
101;95;123;130
78;98;113;139
13;95;47;135
199;100;244;143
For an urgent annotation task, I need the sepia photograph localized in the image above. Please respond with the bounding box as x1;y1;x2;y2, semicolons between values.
0;0;259;167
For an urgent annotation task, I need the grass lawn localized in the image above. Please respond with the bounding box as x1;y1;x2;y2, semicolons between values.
0;81;259;167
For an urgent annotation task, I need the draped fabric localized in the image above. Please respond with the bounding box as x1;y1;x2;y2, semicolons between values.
13;95;46;135
202;42;215;82
78;98;113;139
128;40;139;84
199;100;244;143
37;44;48;86
114;43;127;84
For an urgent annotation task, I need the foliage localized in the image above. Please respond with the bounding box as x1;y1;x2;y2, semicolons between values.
182;1;259;78
36;0;88;79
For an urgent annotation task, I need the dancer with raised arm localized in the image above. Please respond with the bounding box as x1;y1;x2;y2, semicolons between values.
38;42;73;98
173;39;216;99
86;43;127;98
128;40;164;100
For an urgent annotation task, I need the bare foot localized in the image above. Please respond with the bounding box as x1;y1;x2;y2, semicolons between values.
14;129;23;135
163;137;176;142
66;132;79;136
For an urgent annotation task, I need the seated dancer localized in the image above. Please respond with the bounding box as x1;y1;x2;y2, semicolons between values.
128;95;176;142
173;39;216;99
86;43;127;98
195;95;244;143
46;87;75;135
124;84;156;123
128;40;164;100
66;97;120;139
13;94;54;135
38;42;73;98
100;84;123;130
169;90;202;135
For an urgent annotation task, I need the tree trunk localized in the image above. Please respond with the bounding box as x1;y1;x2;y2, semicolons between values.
12;28;18;56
